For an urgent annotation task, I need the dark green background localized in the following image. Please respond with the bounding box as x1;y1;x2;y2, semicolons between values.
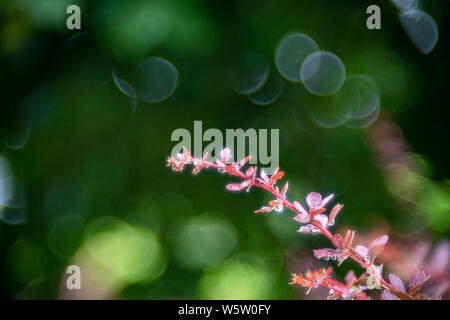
0;0;448;299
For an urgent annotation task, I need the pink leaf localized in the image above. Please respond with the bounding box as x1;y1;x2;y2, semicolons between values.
368;234;389;259
306;192;322;209
314;214;328;229
245;167;255;178
226;183;242;191
309;207;326;215
327;204;343;227
281;182;289;196
332;234;344;249
254;206;272;214
354;245;368;258
389;274;406;293
313;248;341;260
239;180;251;189
293;201;308;215
320;194;334;207
260;170;269;183
293;213;310;223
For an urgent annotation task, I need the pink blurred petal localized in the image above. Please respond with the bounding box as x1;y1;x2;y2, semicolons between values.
429;241;449;274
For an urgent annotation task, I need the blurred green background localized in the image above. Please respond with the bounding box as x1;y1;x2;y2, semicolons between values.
0;0;449;299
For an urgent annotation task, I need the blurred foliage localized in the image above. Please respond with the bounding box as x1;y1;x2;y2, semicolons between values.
0;0;449;299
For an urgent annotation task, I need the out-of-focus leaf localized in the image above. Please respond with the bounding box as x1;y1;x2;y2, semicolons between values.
409;275;430;296
389;274;406;293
